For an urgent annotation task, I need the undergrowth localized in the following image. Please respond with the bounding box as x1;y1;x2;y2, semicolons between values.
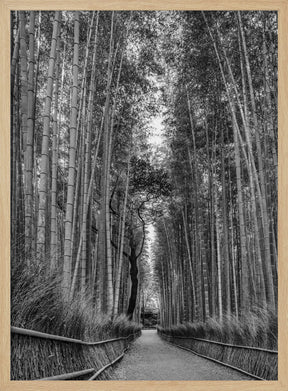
11;258;141;341
157;310;278;380
11;258;141;380
157;308;277;350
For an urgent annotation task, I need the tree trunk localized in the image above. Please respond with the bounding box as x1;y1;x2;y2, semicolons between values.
237;11;275;310
186;90;202;320
37;11;60;260
113;154;131;317
220;122;231;315
50;29;60;270
63;11;79;295
127;243;138;320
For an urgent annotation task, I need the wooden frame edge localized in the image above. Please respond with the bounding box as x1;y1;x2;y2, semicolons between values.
1;1;287;390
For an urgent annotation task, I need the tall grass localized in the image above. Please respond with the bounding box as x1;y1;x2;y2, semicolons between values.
11;258;141;379
158;310;278;380
158;309;277;350
11;258;141;340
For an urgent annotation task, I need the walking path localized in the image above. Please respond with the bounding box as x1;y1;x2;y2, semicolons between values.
111;329;252;380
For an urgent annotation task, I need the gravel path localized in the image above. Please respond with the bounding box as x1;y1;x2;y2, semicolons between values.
111;330;252;380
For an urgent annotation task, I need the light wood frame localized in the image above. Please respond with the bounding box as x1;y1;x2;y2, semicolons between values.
0;1;287;390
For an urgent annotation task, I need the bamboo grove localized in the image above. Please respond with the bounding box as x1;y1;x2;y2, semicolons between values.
11;11;277;329
11;11;170;321
154;11;277;327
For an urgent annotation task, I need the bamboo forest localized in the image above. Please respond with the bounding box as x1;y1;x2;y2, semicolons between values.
11;10;278;381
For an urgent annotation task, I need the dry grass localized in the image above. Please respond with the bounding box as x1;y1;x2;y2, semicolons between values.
11;259;141;380
158;309;278;380
158;308;277;350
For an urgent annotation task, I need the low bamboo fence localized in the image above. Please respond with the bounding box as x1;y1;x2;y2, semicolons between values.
11;326;141;380
158;330;277;380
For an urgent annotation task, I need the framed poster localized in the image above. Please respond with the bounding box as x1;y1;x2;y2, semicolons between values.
1;0;287;390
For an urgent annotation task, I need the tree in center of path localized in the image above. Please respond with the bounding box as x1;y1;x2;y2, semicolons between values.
125;156;171;320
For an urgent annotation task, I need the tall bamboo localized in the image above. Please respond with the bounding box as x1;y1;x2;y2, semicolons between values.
37;11;60;260
63;11;79;294
113;154;131;316
50;31;60;270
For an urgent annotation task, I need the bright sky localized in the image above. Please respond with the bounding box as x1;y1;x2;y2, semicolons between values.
144;78;168;308
146;112;165;254
146;224;155;282
145;116;164;309
148;115;164;147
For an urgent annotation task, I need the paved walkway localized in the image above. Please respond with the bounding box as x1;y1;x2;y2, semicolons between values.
111;329;252;380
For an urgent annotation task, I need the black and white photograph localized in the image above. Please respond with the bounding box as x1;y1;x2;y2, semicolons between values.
10;10;278;381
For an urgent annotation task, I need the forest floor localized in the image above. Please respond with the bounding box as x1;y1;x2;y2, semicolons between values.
110;330;252;381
